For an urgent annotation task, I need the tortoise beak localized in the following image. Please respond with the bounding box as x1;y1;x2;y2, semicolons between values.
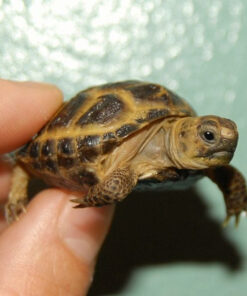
212;150;234;162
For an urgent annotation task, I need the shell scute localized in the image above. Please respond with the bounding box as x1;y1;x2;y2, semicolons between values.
77;135;101;147
78;148;99;163
44;158;58;173
41;139;55;157
116;124;139;138
57;156;75;169
57;138;74;155
76;137;100;163
76;94;124;126
103;132;116;141
126;83;161;101
47;92;87;130
29;141;40;158
147;109;169;121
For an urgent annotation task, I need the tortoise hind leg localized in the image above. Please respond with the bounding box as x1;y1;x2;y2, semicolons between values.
205;165;247;226
71;167;138;207
5;165;30;223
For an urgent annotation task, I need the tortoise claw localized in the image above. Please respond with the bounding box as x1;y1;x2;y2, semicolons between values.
234;213;240;228
5;201;27;224
70;198;87;208
222;215;231;227
70;197;106;208
222;211;246;228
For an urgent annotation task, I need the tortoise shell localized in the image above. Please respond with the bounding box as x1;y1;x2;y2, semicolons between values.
17;80;196;191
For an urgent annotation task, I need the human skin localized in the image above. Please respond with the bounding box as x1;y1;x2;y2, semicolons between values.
0;79;114;296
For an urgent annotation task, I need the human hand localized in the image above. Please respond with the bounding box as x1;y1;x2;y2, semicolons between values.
0;79;114;295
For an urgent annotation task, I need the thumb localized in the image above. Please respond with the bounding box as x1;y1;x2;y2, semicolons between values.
0;189;114;296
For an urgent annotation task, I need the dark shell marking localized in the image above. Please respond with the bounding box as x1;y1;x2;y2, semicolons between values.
57;156;75;169
102;141;116;154
103;132;116;141
29;142;40;158
31;161;42;170
116;124;139;138
77;135;101;147
159;93;170;104
41;139;55;157
47;93;87;130
147;109;169;120
76;94;124;126
44;158;58;173
76;137;100;162
78;148;99;163
57;138;74;155
168;91;184;106
127;83;161;100
102;132;117;154
136;109;169;123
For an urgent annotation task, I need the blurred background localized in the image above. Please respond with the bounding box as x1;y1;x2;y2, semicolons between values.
0;0;247;295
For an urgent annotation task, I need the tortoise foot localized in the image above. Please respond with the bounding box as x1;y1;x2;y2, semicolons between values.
5;200;27;223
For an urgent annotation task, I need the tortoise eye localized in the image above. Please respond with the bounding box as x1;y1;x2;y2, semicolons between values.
203;131;215;142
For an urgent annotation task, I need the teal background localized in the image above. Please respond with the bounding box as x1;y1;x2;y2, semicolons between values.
1;0;247;295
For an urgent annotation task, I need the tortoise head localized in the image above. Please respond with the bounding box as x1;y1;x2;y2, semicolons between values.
169;116;238;169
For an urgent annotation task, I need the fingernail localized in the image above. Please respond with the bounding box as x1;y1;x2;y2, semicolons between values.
58;197;114;265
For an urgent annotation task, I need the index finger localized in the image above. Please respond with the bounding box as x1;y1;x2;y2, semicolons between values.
0;79;63;154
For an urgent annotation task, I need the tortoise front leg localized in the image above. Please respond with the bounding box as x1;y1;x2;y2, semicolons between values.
205;165;247;226
71;167;138;207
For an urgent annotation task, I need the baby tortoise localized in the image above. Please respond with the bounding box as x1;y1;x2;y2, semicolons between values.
5;80;247;225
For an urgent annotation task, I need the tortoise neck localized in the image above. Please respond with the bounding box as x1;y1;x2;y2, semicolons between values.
167;117;207;170
166;118;186;168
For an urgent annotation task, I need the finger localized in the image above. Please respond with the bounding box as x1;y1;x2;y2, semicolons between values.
0;79;63;154
0;189;114;295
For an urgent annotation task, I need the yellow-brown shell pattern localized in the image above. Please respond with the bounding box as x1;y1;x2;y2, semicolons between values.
16;81;195;190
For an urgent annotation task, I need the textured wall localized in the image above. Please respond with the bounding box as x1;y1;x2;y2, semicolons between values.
1;0;247;295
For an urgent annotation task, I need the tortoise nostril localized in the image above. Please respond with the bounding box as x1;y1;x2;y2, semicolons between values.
220;127;237;139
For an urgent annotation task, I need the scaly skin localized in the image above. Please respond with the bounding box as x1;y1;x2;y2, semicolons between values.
5;166;29;223
71;167;138;207
205;165;247;226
